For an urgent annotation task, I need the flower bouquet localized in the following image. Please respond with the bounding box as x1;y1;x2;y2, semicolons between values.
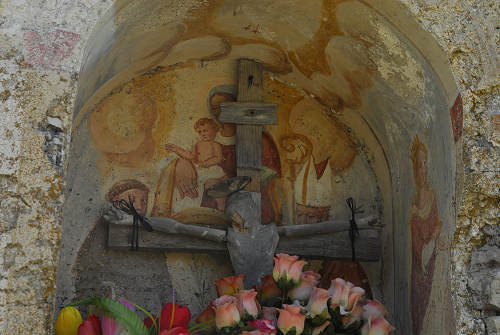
55;254;394;335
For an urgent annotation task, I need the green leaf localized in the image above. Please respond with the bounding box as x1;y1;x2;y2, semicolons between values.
68;297;149;335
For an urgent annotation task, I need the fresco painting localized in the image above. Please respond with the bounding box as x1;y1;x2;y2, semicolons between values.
409;136;444;335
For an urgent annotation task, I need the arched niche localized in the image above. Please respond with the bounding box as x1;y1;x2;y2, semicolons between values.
56;1;460;333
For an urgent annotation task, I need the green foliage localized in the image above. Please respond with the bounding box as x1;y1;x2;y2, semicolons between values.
68;297;149;335
324;305;363;335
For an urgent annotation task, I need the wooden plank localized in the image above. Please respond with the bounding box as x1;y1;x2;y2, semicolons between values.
237;59;263;102
219;102;277;125
107;223;227;253
236;124;262;169
277;215;381;237
276;229;381;262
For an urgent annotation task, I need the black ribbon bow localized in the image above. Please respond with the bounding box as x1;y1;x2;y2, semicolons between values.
346;197;363;261
113;196;153;251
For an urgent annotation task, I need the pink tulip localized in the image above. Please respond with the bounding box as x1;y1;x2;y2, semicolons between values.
213;295;241;329
312;321;330;335
277;305;306;335
328;278;365;314
102;299;135;335
362;300;387;321
237;289;261;318
272;254;307;285
360;316;395;335
288;271;321;301
306;288;330;318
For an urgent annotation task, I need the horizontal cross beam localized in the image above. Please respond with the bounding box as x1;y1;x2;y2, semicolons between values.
106;215;382;261
219;102;278;125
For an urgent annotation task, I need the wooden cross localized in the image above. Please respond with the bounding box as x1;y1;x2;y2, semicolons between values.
105;59;383;288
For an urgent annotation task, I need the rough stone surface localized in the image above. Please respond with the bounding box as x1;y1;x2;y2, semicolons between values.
0;0;497;334
485;316;500;335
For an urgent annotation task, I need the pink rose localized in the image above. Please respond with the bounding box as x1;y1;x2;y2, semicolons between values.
328;278;365;314
288;271;321;301
272;254;307;286
215;274;245;297
213;295;241;329
362;300;387;321
237;289;261;318
248;319;277;333
306;288;330;318
360;316;395;335
342;305;363;327
262;307;278;327
277;305;306;335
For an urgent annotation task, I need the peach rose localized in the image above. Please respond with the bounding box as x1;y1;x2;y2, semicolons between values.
215;274;245;297
306;288;330;318
261;275;281;301
342;305;363;327
360;316;395;335
273;254;307;287
328;278;365;314
237;289;261;319
312;321;330;335
277;305;306;335
213;295;241;329
362;300;387;321
288;271;321;301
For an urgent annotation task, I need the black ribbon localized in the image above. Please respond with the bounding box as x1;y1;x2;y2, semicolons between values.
346;197;363;261
113;195;153;251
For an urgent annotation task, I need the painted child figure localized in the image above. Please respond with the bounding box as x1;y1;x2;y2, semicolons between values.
165;118;226;210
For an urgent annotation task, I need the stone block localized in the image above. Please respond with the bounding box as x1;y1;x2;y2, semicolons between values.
488;271;500;311
485;316;500;335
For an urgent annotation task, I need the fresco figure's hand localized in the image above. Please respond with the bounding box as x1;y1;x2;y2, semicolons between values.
175;158;198;199
165;143;178;153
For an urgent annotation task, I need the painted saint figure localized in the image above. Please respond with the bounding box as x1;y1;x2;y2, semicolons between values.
409;136;442;335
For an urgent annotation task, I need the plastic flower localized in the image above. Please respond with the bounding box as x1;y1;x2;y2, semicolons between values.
360;316;395;335
272;254;307;288
306;288;330;318
260;275;281;301
215;274;245;296
102;298;135;335
213;295;241;329
342;304;363;327
261;307;278;327
248;318;277;333
78;315;102;335
312;321;330;335
159;326;190;335
143;316;157;330
160;302;191;331
195;301;215;324
55;306;83;335
277;305;306;335
362;300;387;321
237;289;261;319
288;271;321;301
328;278;365;314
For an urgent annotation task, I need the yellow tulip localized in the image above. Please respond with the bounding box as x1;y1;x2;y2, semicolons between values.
55;306;83;335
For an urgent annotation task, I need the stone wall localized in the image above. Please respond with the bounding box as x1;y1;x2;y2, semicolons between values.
0;0;497;334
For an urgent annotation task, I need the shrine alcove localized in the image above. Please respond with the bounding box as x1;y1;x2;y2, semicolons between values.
55;1;460;334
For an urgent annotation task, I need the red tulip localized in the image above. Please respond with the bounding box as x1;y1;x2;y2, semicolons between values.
159;326;190;335
160;303;191;331
215;274;245;297
143;316;158;329
78;315;102;335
